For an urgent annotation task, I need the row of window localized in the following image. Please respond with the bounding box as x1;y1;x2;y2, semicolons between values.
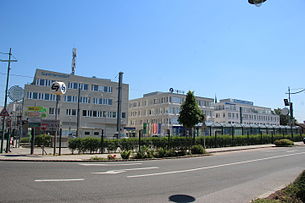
27;92;57;101
129;97;212;108
49;108;126;119
215;104;272;115
27;92;112;105
34;78;113;93
215;112;279;122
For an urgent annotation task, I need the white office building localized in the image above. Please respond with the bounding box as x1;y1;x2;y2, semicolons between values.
214;99;280;125
128;91;214;136
23;69;129;138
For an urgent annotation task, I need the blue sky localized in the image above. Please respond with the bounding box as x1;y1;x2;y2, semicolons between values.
1;0;305;122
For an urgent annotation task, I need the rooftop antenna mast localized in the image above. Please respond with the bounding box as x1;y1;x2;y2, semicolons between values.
71;48;77;75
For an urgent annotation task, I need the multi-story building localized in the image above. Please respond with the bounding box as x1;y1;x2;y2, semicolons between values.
128;91;214;136
23;69;129;138
214;98;280;125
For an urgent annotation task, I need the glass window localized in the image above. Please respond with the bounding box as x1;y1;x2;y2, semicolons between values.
82;110;87;117
49;108;55;115
85;132;90;135
108;99;112;105
84;84;88;90
33;92;38;99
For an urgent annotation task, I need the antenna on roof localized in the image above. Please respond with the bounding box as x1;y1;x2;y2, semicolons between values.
71;48;77;75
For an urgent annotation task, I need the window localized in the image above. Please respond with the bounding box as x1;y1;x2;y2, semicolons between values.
33;92;38;99
122;112;126;118
85;131;90;135
92;84;98;91
45;93;50;100
82;110;87;117
94;132;99;135
49;108;55;115
83;84;88;90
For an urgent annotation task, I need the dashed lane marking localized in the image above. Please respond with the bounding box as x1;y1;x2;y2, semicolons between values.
79;163;142;166
35;179;84;182
92;167;159;175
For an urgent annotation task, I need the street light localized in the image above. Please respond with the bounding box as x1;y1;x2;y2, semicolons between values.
285;87;305;137
248;0;267;4
248;0;267;7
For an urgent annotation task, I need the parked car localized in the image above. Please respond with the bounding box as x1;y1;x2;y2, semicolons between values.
303;137;305;144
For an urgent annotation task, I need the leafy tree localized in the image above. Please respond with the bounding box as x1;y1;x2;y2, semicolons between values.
178;91;204;139
273;108;297;125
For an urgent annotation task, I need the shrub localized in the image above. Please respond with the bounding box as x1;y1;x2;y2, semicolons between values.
106;140;118;153
134;146;154;159
164;149;176;157
82;137;100;153
68;138;83;154
274;139;294;147
154;148;166;158
20;137;30;143
191;144;205;154
120;150;131;160
35;134;52;147
107;154;116;160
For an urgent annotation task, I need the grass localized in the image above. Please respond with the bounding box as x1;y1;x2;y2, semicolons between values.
252;170;305;203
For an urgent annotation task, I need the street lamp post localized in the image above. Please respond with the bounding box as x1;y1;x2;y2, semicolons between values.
285;87;305;138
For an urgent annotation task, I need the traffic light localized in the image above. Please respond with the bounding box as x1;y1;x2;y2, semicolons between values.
284;99;289;106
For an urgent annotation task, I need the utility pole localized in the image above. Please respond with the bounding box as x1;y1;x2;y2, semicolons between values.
76;87;81;137
116;72;123;138
0;48;17;153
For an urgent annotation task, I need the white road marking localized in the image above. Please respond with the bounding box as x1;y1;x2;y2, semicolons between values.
35;179;84;182
92;167;159;175
128;151;305;178
79;163;142;166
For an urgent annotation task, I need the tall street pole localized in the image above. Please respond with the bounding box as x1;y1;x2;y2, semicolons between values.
76;86;81;137
116;72;123;138
1;48;17;153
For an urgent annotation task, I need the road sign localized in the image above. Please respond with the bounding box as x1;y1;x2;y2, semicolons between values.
51;82;66;95
0;108;9;116
8;85;24;102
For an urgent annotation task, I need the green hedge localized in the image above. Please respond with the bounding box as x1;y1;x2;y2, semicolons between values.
68;134;304;154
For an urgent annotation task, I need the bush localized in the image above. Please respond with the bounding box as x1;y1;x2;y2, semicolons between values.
154;148;166;158
35;134;52;147
191;144;205;154
274;139;294;147
107;154;116;160
68;138;82;154
164;149;176;157
120;150;131;160
20;137;30;143
134;146;154;159
252;170;305;203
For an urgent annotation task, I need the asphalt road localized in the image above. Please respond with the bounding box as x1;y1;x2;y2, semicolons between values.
1;146;305;203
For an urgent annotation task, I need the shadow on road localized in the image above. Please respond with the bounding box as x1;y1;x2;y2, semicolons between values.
169;194;196;203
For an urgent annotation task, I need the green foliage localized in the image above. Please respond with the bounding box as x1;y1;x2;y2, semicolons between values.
164;149;176;157
274;139;294;147
252;170;305;203
68;138;82;154
20;137;30;143
35;134;52;147
106;139;118;153
134;146;154;159
82;137;100;153
153;147;166;158
251;199;280;203
119;138;137;151
178;91;204;130
120;150;132;159
191;144;205;154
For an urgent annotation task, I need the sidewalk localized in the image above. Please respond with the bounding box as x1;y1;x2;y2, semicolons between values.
0;142;304;162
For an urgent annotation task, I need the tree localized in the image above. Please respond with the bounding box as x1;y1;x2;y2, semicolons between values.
178;91;204;140
273;108;297;125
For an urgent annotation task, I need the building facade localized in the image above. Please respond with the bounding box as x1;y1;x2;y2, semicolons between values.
23;69;129;138
128;91;214;136
214;99;280;125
